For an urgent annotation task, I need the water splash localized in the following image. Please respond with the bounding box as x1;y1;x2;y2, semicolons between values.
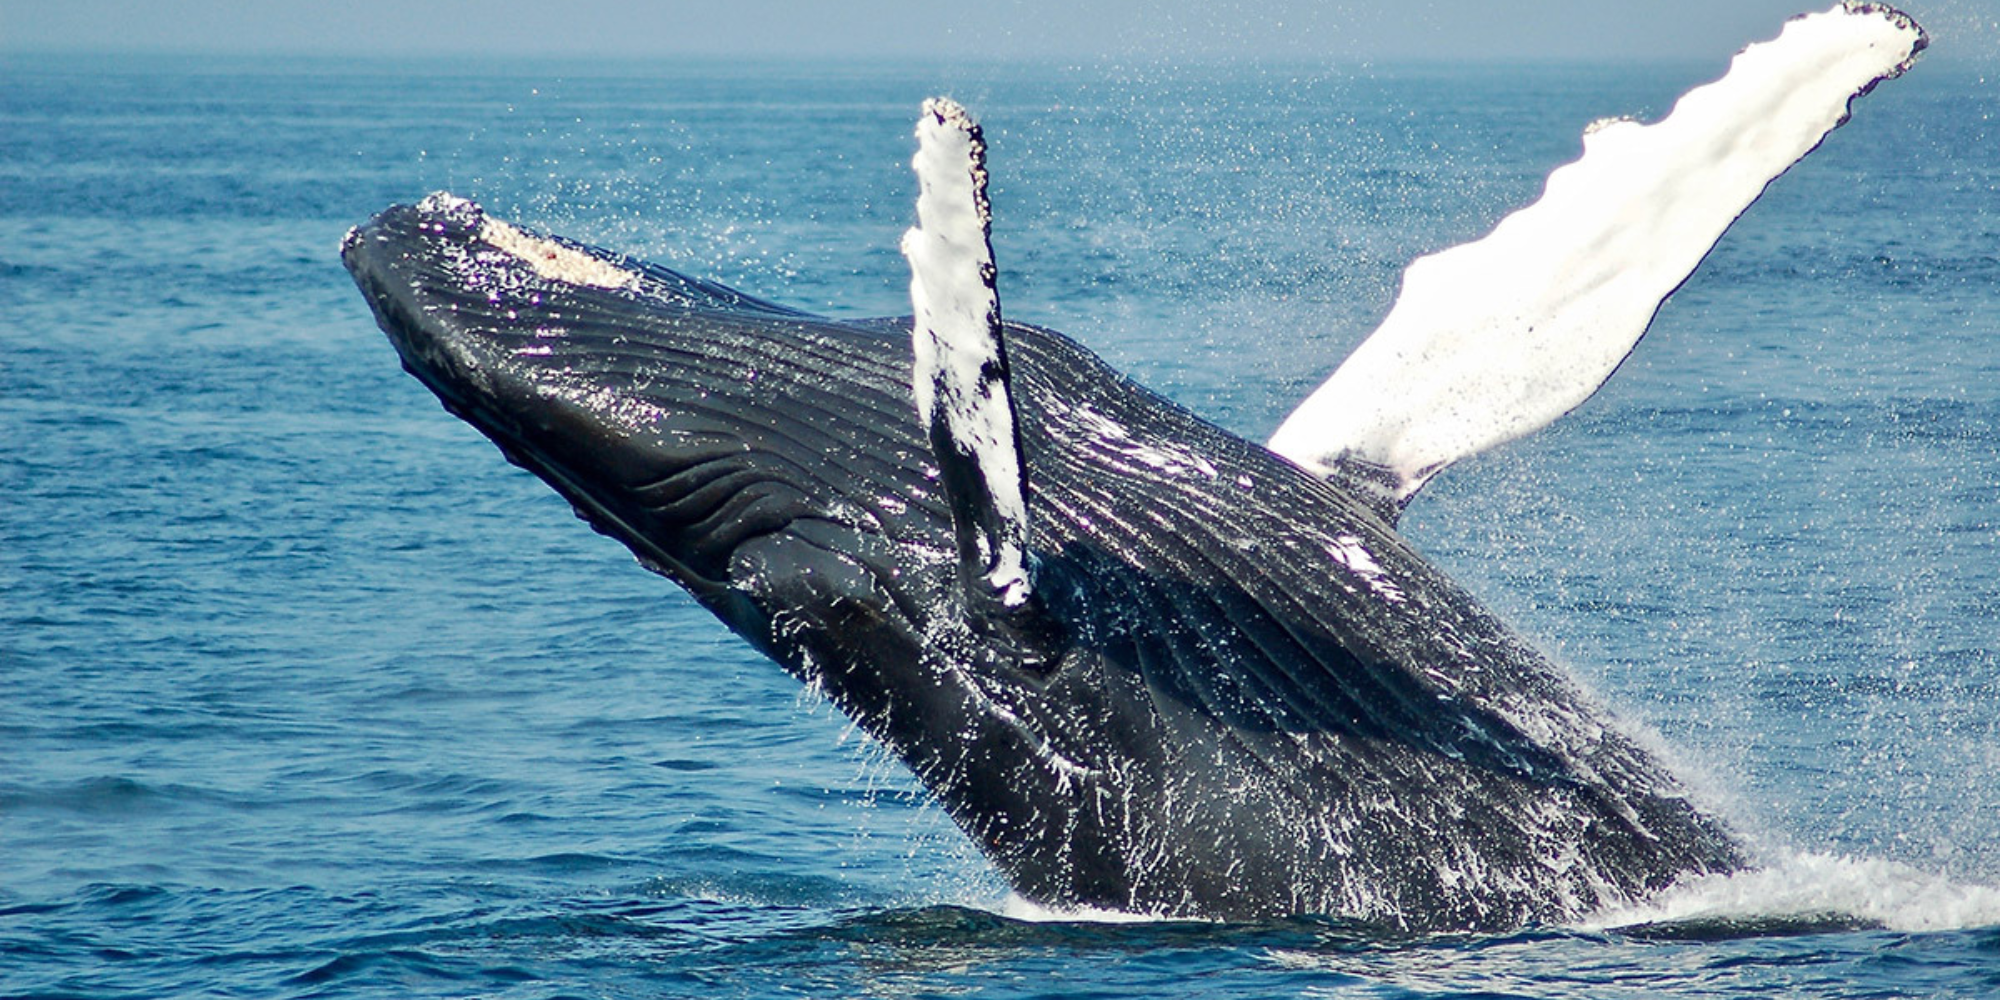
1584;850;2000;934
997;893;1178;924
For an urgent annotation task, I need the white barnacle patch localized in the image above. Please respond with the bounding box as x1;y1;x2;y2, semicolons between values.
1326;533;1407;604
480;217;640;290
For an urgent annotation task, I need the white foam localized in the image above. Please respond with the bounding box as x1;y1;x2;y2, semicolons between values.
985;851;2000;934
998;893;1179;924
1584;850;2000;934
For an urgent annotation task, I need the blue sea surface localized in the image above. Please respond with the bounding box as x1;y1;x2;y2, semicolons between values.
4;49;2000;998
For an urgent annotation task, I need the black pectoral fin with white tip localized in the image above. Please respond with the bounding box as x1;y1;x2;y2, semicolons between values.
901;98;1063;664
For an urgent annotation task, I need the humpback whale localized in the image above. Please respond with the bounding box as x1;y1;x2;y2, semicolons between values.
343;5;1924;930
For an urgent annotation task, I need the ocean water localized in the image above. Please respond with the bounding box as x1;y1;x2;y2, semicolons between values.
4;47;2000;998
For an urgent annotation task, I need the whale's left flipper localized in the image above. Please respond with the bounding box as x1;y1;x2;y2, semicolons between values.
901;98;1069;666
1268;3;1927;520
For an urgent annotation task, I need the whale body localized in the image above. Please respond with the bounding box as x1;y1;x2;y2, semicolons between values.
344;194;1741;930
342;4;1924;930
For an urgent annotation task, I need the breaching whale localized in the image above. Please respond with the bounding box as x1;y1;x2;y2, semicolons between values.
343;5;1924;930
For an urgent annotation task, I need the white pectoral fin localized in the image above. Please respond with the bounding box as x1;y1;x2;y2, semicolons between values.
1268;3;1926;517
902;97;1034;608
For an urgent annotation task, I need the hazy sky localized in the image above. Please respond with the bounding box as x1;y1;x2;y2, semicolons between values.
1;0;1991;63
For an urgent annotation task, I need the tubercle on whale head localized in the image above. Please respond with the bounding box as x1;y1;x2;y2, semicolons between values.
481;215;640;290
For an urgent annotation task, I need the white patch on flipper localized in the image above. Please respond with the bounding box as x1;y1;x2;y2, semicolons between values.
901;97;1033;606
1268;3;1924;507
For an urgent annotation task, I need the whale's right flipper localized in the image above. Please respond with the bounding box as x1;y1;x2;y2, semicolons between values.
1268;3;1926;521
902;98;1068;668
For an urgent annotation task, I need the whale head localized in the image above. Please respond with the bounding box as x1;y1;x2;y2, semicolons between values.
343;195;940;659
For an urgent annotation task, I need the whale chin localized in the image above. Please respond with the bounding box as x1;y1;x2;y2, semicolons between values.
344;192;1744;930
